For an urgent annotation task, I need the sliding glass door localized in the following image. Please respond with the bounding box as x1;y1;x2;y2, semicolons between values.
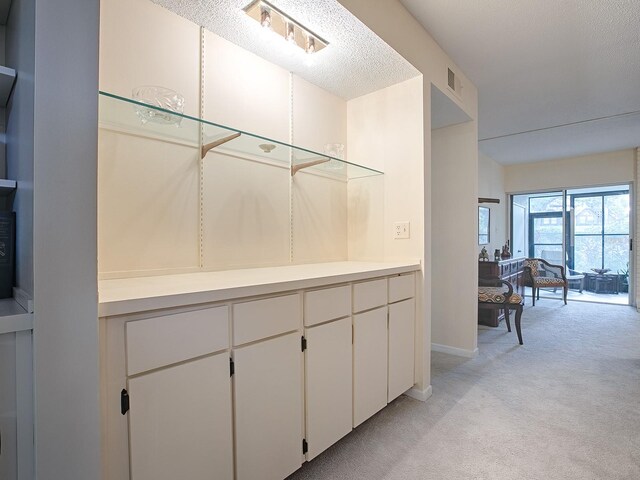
527;192;564;262
511;185;631;305
569;188;630;273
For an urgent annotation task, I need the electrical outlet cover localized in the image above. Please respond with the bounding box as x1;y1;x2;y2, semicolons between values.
394;222;410;239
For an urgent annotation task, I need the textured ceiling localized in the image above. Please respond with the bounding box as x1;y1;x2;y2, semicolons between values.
151;0;420;100
401;0;640;164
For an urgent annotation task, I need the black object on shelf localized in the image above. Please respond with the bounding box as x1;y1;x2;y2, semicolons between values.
0;180;17;299
0;210;15;299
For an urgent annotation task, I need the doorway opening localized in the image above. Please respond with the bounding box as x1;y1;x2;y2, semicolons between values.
511;184;631;305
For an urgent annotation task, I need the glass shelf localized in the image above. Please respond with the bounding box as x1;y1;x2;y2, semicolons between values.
98;91;383;180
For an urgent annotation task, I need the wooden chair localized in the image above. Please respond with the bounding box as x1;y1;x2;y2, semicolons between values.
478;276;524;345
523;258;568;306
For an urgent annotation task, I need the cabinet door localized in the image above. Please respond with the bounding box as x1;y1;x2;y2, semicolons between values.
353;306;388;427
234;332;303;480
305;317;352;460
0;333;16;480
128;353;233;480
388;298;415;402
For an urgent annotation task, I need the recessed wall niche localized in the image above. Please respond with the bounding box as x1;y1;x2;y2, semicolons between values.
98;0;421;279
99;20;369;278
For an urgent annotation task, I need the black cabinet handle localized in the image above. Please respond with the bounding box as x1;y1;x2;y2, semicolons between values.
121;389;130;415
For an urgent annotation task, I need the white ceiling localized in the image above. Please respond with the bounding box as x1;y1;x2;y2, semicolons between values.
401;0;640;165
151;0;419;100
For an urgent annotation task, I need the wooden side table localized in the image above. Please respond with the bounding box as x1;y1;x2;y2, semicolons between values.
586;273;619;294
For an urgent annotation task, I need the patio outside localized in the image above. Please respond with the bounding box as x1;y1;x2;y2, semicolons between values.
512;185;630;305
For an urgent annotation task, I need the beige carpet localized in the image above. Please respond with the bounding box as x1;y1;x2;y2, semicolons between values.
288;299;640;479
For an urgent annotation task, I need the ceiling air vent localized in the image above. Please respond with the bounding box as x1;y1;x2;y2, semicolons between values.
447;68;462;97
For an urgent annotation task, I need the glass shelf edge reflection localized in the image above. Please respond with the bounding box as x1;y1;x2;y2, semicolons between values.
98;91;383;179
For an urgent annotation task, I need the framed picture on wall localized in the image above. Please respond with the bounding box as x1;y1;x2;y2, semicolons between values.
478;206;490;245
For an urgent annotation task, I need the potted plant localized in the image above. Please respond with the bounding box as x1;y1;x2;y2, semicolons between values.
618;263;629;293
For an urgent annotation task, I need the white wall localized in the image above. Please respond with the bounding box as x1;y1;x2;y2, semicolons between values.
99;0;201;277
478;152;507;256
292;75;348;264
292;170;348;264
505;149;635;193
202;32;289;141
431;122;478;353
339;0;479;387
99;0;200;116
33;1;100;479
201;31;292;270
347;77;424;264
99;0;351;277
347;76;425;390
98;130;201;276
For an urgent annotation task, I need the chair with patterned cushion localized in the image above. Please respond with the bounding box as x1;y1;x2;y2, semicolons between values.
478;276;524;344
523;258;568;306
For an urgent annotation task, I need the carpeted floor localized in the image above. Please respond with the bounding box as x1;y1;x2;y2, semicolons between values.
288;299;640;479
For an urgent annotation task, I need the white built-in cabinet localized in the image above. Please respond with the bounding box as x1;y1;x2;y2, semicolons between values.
124;306;234;480
101;270;417;480
388;273;417;402
351;278;389;425
388;298;416;402
0;332;17;480
234;332;303;480
303;286;352;460
232;294;303;479
128;354;233;480
353;306;388;426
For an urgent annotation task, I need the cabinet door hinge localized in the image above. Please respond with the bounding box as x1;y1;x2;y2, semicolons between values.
120;389;130;415
302;438;308;455
230;357;235;377
301;336;307;352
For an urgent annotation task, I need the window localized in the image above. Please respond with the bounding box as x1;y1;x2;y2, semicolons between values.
571;192;629;273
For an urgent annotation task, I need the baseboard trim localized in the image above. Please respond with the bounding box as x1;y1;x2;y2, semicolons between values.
432;343;478;358
405;385;432;402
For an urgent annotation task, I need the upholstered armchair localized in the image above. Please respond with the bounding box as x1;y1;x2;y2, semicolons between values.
523;258;568;306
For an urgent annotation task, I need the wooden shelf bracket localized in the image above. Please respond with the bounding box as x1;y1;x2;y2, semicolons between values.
291;157;330;176
201;132;241;159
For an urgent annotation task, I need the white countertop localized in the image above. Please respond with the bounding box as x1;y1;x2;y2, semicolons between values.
99;261;421;317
